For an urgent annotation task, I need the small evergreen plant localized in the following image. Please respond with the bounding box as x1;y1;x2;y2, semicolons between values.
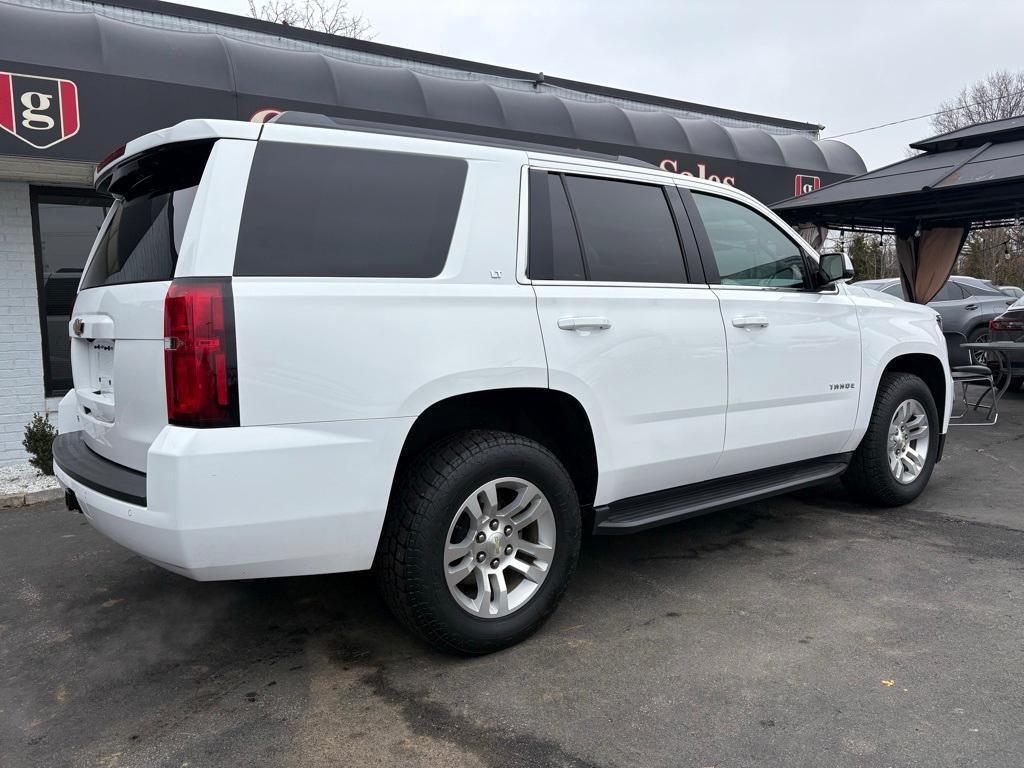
22;413;56;476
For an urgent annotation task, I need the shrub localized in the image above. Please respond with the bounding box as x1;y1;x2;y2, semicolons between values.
22;413;57;476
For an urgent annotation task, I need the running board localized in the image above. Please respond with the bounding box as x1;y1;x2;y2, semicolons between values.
593;453;853;534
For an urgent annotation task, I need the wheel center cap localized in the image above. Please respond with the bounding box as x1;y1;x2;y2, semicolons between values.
486;532;505;557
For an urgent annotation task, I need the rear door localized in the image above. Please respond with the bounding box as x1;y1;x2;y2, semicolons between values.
685;188;861;477
70;141;217;472
529;168;728;505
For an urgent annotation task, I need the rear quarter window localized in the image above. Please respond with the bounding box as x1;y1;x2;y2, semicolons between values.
234;142;468;278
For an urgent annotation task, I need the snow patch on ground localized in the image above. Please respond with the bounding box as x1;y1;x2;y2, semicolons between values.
0;463;60;496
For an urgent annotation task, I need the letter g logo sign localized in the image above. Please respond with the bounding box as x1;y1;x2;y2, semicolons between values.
0;71;80;149
20;92;56;131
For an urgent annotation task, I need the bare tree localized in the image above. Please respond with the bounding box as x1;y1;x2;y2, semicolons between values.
931;70;1024;133
930;72;1024;287
247;0;372;38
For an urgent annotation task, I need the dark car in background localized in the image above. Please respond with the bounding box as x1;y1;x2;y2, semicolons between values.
856;276;1017;350
989;296;1024;390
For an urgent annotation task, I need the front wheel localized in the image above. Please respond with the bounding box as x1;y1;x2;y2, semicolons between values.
378;430;581;655
842;372;939;507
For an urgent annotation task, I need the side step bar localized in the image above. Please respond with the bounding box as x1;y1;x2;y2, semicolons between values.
593;453;853;534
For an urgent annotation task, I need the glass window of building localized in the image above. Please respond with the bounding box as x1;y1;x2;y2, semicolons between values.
33;190;111;395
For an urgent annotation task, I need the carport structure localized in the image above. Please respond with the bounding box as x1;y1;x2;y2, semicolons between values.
773;116;1024;303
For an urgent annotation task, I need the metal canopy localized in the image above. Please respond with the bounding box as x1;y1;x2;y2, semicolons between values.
772;116;1024;231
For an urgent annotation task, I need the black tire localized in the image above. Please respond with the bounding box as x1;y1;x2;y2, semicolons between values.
378;430;581;655
842;372;939;507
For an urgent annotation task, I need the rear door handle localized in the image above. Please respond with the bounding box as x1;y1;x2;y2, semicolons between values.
965;304;979;311
557;316;611;331
732;315;770;329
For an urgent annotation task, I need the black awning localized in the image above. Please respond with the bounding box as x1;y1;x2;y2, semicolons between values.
0;2;864;203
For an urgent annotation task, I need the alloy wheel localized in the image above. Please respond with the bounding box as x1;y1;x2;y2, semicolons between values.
970;331;991;365
443;477;556;618
887;398;930;484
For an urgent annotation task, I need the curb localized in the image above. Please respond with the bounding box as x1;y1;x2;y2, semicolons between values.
0;487;63;509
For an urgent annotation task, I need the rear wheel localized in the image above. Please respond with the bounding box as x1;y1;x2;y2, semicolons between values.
967;326;991;365
843;372;939;507
378;430;581;654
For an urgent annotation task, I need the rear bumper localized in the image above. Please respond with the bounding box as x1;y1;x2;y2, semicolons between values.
53;414;415;581
53;432;146;506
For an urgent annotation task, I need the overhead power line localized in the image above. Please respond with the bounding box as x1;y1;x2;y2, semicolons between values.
822;88;1024;140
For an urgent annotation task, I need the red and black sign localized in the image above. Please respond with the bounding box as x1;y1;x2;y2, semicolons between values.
794;174;821;197
0;71;79;149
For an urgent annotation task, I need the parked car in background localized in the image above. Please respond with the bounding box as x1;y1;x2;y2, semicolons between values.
856;276;1017;357
998;285;1024;298
989;296;1024;390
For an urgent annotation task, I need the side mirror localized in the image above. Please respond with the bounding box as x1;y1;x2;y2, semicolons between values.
818;252;855;286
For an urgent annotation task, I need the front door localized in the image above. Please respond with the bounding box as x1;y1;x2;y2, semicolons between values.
687;189;862;477
527;169;728;505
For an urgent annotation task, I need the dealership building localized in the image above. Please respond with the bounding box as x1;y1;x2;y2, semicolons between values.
0;0;865;465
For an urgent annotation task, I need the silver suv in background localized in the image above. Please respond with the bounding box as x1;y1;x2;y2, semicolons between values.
857;276;1017;349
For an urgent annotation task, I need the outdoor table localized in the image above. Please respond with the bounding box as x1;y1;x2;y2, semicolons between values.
961;341;1024;402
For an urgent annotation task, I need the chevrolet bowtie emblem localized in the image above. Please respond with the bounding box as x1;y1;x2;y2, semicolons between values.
73;318;84;336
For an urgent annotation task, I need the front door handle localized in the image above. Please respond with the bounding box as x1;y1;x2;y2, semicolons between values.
965;303;979;311
558;316;612;331
732;315;770;329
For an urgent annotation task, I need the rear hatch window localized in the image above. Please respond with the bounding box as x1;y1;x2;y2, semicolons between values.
83;141;212;289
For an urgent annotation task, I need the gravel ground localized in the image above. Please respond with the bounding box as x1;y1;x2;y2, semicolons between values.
0;463;59;497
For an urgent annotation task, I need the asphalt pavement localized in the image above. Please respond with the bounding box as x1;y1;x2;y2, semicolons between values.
2;389;1022;768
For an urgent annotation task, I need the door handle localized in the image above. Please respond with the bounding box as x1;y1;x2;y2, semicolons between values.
558;316;612;331
965;304;979;311
732;315;770;329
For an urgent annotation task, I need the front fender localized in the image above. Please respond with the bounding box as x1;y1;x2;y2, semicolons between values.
843;288;951;450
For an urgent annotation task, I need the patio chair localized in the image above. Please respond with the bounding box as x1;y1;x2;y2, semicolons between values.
945;331;998;425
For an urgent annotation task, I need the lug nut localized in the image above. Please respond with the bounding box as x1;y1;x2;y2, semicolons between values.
504;544;513;555
490;558;500;569
504;525;513;536
476;532;486;543
477;552;486;563
489;520;499;531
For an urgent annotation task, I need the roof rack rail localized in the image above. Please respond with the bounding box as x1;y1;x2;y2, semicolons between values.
267;111;659;169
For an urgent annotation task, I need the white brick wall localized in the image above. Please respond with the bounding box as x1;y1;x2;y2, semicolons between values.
0;182;47;466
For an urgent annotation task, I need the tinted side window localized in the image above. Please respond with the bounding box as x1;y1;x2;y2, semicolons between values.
960;281;998;297
933;282;965;301
528;171;586;281
883;283;906;299
235;143;467;278
692;193;809;289
563;175;686;284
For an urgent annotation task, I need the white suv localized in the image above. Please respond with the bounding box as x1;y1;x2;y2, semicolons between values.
54;115;952;654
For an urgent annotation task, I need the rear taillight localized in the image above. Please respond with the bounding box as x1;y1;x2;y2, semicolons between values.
990;317;1024;332
164;279;239;428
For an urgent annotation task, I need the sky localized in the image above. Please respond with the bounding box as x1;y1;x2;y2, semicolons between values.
181;0;1024;170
